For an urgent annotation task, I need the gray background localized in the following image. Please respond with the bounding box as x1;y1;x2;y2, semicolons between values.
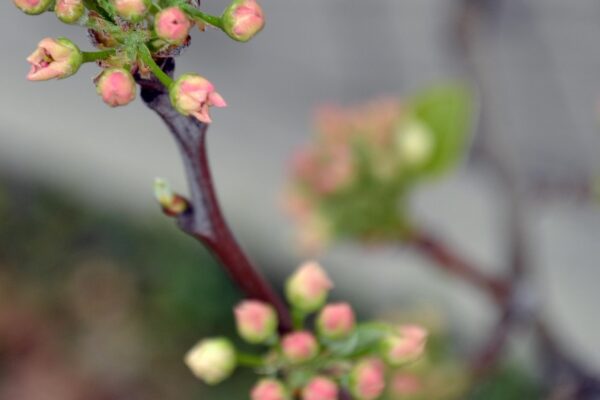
0;0;599;373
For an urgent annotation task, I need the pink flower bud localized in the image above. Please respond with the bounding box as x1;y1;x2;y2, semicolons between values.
349;358;386;400
184;337;236;385
285;261;333;312
55;0;84;24
302;376;338;400
390;373;422;397
316;302;355;340
13;0;52;15
155;7;192;45
222;0;265;42
381;325;427;367
170;74;227;124
251;379;290;400
112;0;150;21
96;68;136;107
281;331;318;364
26;37;82;81
234;300;277;344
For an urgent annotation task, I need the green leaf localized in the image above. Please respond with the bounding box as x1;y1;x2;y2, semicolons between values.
326;322;390;358
409;84;474;176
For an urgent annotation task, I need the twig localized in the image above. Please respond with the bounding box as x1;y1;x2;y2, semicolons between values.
409;230;510;304
137;58;292;332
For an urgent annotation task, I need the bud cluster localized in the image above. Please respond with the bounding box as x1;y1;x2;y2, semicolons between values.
282;96;442;252
14;0;266;123
184;261;427;399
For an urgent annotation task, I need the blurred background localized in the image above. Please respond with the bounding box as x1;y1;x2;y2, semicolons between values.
1;0;599;398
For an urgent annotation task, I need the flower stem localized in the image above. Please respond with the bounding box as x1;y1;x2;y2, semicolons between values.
292;308;306;331
237;352;264;368
181;4;224;29
139;45;174;89
81;49;115;63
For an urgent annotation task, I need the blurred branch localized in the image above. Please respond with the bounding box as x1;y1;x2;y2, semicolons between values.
409;229;510;304
137;58;292;332
453;0;600;394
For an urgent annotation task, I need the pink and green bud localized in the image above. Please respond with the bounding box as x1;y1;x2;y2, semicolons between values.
222;0;265;42
302;376;339;400
96;68;136;107
170;73;227;124
184;337;236;385
13;0;52;15
285;261;333;313
316;302;356;340
234;300;277;344
251;379;291;400
349;358;386;400
26;38;82;81
281;331;318;364
155;7;192;45
381;325;427;367
112;0;150;21
390;373;422;397
55;0;84;24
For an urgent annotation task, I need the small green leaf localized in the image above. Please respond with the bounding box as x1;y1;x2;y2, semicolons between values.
326;322;390;358
409;84;474;176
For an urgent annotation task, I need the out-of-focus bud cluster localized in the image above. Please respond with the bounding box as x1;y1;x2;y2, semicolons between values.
184;261;428;399
14;0;266;123
283;87;472;252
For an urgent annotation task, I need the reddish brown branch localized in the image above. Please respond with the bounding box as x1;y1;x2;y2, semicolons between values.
409;230;510;304
138;58;292;332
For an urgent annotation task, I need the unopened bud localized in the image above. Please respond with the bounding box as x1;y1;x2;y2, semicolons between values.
184;337;236;385
55;0;84;24
251;379;291;400
13;0;53;15
349;358;386;400
302;376;339;400
155;7;192;45
154;178;188;216
380;325;427;366
234;300;277;344
281;331;318;364
285;261;333;313
96;68;136;107
222;0;265;42
395;120;434;167
26;37;82;81
112;0;150;21
170;73;227;124
316;302;355;340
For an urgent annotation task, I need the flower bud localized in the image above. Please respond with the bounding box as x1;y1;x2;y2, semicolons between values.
395;120;434;167
316;302;355;340
184;337;236;385
285;261;333;313
13;0;52;15
222;0;265;42
302;376;338;400
26;37;82;81
349;358;386;400
380;325;427;367
112;0;150;21
96;68;136;107
153;178;189;216
390;373;422;397
155;7;192;45
251;379;291;400
170;73;227;124
234;300;277;344
281;331;318;364
55;0;84;24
